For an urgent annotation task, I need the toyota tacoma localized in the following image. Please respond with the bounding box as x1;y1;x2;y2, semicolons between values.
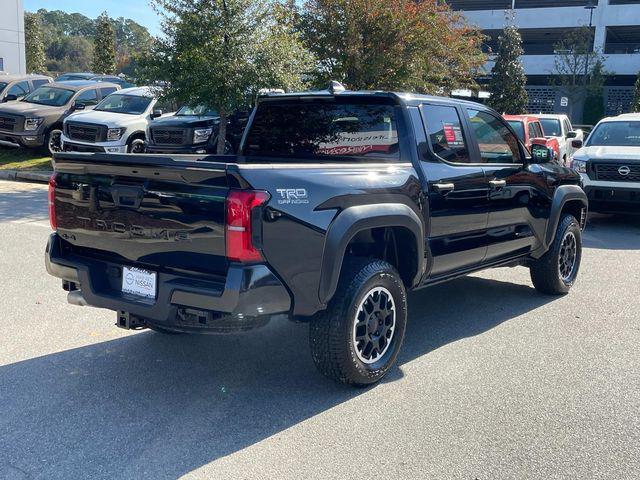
46;84;588;386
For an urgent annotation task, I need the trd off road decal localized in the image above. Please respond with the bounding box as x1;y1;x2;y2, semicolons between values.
276;188;309;205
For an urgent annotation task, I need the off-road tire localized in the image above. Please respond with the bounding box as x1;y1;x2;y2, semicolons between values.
530;214;582;295
309;258;407;386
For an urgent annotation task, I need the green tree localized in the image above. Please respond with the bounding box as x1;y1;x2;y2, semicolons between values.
138;0;314;154
583;59;606;124
300;0;486;93
552;26;605;120
24;12;47;73
631;71;640;112
488;22;528;114
92;12;117;74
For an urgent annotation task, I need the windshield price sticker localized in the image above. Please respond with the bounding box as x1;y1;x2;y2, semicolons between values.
443;123;464;146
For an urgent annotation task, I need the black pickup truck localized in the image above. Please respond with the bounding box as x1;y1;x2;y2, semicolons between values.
46;84;588;386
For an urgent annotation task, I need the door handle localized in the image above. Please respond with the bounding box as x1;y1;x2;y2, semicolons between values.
489;179;507;188
433;182;455;193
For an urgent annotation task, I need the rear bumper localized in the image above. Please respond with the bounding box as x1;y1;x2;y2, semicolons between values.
45;234;292;332
581;175;640;214
0;131;45;147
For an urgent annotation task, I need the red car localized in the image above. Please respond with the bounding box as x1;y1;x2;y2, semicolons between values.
503;114;561;163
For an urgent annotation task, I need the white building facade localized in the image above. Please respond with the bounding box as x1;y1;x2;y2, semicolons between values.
0;0;26;74
451;0;640;120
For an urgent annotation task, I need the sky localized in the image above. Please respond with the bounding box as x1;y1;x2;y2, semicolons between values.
24;0;161;35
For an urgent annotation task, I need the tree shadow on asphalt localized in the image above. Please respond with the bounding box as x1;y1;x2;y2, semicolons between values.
582;213;640;250
0;275;555;479
0;185;48;223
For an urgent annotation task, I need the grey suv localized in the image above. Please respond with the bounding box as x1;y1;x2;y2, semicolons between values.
0;80;119;154
0;74;52;103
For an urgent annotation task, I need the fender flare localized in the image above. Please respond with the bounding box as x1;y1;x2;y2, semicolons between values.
540;184;588;253
126;130;147;143
318;203;425;305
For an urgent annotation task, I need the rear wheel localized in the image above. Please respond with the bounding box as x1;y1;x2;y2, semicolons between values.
530;214;582;294
309;258;407;386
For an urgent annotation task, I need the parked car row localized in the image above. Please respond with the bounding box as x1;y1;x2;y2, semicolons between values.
0;73;249;156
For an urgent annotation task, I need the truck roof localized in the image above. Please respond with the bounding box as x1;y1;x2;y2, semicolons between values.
51;80;119;90
0;74;52;82
503;114;541;123
258;85;486;109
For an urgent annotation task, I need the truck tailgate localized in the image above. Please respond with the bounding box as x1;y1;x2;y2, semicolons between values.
52;153;230;276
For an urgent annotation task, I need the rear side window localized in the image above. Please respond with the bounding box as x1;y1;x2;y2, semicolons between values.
244;100;399;161
32;79;50;89
532;122;544;138
421;104;470;163
100;87;118;97
76;88;98;106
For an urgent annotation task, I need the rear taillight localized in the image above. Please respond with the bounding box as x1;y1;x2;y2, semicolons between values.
48;173;57;230
225;189;270;263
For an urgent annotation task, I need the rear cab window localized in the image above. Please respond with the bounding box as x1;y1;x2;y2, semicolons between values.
243;98;400;162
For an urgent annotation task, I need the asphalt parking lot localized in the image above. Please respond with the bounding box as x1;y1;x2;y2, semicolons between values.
0;179;639;480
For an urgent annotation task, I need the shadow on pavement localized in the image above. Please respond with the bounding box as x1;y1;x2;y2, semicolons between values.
0;276;554;479
582;213;640;250
0;184;48;223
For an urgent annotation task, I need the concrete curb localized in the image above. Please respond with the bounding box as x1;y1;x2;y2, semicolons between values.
0;170;52;184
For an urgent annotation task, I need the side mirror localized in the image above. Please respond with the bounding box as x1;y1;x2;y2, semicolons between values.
3;94;18;102
530;144;552;163
566;131;577;139
72;102;85;111
571;139;583;149
150;109;163;119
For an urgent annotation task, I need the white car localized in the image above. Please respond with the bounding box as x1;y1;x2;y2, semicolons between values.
61;86;163;154
570;113;640;214
536;114;584;165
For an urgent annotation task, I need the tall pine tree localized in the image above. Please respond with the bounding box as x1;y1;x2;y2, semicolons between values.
92;12;117;74
632;71;640;112
488;22;528;114
25;12;46;73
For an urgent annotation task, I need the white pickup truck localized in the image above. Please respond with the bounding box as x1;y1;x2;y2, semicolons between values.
536;114;584;166
61;86;163;154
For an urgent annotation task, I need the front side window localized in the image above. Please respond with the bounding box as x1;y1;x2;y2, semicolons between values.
586;121;640;147
467;109;522;164
8;81;30;97
0;82;8;95
23;86;75;107
422;104;470;163
244;100;399;161
94;94;152;115
540;118;561;137
75;89;99;106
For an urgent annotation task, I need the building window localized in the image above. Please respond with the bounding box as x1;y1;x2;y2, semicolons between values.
0;58;4;71
605;26;640;54
445;0;511;10
609;0;640;4
483;27;594;55
515;0;590;7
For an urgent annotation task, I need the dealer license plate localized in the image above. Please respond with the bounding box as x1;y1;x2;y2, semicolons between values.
121;266;157;299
